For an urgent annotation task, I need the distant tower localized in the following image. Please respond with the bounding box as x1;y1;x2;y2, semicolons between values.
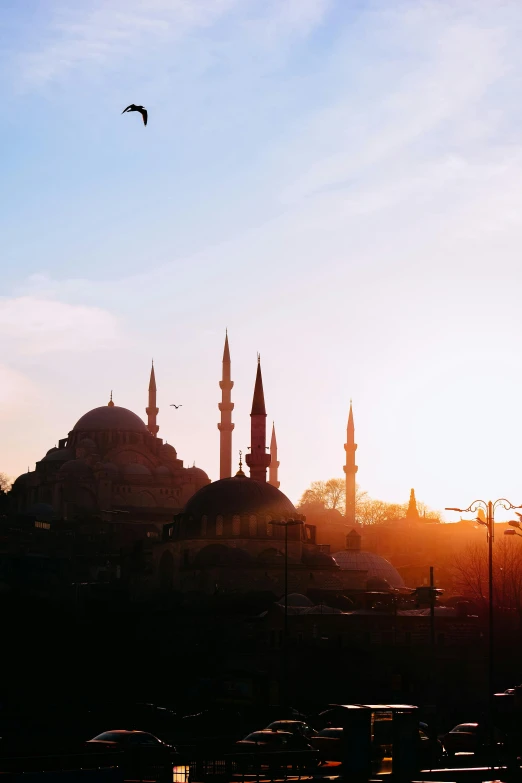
344;400;358;525
218;331;234;479
245;356;271;482
406;488;420;522
269;422;280;488
146;361;159;437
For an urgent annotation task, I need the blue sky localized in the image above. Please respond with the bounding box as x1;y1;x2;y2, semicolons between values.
3;0;522;517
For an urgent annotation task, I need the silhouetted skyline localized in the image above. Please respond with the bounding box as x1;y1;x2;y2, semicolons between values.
3;2;522;514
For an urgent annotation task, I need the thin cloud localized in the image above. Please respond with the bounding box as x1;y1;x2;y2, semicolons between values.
0;296;120;354
17;0;242;86
15;0;330;88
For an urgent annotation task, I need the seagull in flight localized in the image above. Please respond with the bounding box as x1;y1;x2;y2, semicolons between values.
170;404;182;409
122;104;148;126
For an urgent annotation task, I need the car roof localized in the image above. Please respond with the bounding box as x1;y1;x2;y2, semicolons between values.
94;730;151;738
248;730;293;737
452;723;479;729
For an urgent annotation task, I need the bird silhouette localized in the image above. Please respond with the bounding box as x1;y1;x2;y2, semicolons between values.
122;104;148;126
170;404;182;409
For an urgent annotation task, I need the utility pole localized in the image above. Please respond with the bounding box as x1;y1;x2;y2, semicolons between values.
269;518;304;707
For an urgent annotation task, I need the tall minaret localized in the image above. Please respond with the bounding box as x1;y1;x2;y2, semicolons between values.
245;356;271;482
269;422;280;488
146;361;159;437
344;400;358;524
218;331;234;478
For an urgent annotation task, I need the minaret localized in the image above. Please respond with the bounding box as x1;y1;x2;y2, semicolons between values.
269;422;280;488
245;356;271;482
146;361;159;436
344;400;358;525
218;331;234;478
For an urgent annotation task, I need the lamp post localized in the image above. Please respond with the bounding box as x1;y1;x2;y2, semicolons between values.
446;498;522;756
269;518;304;706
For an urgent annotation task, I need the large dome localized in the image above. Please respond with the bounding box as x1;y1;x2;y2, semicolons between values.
184;475;297;519
72;405;148;434
332;550;405;589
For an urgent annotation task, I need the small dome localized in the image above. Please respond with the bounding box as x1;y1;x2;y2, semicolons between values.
155;465;171;476
122;463;151;476
186;466;210;481
12;472;31;486
100;462;119;477
277;593;313;608
367;576;391;592
301;549;339;568
161;444;178;461
72;405;148;434
58;459;93;478
41;448;73;463
332;550;405;588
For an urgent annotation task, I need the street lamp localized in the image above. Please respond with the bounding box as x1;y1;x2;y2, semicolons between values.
446;499;522;752
269;518;304;706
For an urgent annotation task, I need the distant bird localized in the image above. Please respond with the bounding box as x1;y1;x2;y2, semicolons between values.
122;104;147;126
170;404;182;409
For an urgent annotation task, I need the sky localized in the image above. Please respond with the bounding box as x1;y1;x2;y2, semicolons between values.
3;0;522;519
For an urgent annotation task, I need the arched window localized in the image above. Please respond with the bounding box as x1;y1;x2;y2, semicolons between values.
232;515;241;535
216;515;223;536
266;515;273;536
249;515;257;537
201;515;207;537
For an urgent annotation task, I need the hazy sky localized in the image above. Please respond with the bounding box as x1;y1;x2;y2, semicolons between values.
3;0;522;518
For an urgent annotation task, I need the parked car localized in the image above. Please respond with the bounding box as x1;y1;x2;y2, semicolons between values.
234;730;320;771
441;723;490;757
265;720;318;739
310;727;344;761
86;729;177;776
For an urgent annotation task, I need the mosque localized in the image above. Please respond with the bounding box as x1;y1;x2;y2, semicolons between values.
9;333;403;596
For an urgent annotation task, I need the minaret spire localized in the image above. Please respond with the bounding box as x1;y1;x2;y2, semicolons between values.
344;399;358;524
245;357;271;482
218;331;234;478
146;360;159;436
269;422;280;488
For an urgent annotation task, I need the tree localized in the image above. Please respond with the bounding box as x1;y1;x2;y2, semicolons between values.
355;497;405;526
454;538;522;615
299;478;346;512
0;473;11;493
298;478;442;524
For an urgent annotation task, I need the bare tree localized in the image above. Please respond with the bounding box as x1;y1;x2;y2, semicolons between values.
299;478;346;512
299;478;442;525
454;538;522;614
355;498;406;526
416;500;443;522
0;473;12;493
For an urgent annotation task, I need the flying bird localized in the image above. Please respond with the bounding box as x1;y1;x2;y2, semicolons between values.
170;404;182;409
122;104;148;126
